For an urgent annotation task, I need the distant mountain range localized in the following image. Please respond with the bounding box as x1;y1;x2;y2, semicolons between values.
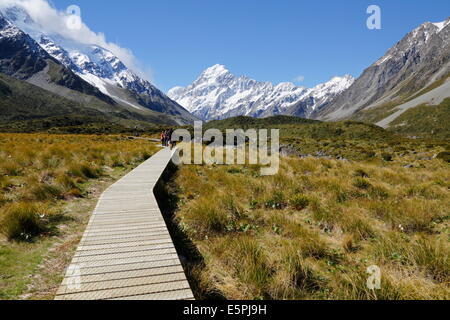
168;64;354;121
0;5;197;130
0;2;449;138
169;17;450;137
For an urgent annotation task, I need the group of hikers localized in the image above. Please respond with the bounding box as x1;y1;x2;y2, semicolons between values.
160;128;176;149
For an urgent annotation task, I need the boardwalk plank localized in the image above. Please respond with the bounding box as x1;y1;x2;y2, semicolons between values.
56;148;194;300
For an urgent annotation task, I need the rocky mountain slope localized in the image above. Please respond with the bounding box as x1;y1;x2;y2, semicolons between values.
1;5;196;124
320;17;450;122
170;17;450;128
0;71;182;133
0;13;189;130
0;13;112;103
168;64;353;121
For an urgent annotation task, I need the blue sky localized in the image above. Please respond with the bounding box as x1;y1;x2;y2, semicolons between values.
52;0;450;92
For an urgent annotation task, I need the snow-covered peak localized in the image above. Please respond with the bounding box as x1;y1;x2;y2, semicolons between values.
0;13;40;50
0;3;195;123
274;82;301;92
407;17;450;44
90;46;127;74
191;64;234;87
167;86;185;97
432;16;450;32
2;5;141;85
375;18;449;66
309;75;354;107
168;65;353;120
38;35;79;70
314;75;354;94
0;12;11;29
200;64;231;79
1;5;163;98
0;12;20;37
1;5;42;39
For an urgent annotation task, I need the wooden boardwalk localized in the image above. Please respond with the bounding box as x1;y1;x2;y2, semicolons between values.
55;148;194;300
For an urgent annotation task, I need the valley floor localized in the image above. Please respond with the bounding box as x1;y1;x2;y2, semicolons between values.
0;134;159;299
0;131;449;300
165;146;450;300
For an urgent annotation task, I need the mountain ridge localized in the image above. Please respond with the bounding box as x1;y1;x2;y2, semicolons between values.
320;16;450;122
0;14;115;105
169;17;450;128
1;5;197;125
0;13;192;130
168;64;354;121
0;71;184;133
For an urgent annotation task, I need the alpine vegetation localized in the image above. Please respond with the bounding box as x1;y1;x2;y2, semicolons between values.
172;122;280;176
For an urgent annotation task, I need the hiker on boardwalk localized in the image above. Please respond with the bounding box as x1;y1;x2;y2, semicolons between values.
160;131;166;146
162;130;170;147
164;130;170;147
168;128;176;150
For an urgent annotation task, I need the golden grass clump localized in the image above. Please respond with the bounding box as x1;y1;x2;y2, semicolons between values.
0;133;158;242
0;202;49;241
172;153;450;300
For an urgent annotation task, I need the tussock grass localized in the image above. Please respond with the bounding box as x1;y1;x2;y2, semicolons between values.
0;133;158;242
0;133;159;299
2;161;23;176
0;202;48;241
172;152;450;300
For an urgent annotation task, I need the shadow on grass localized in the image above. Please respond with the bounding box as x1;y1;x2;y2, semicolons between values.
45;213;76;237
154;161;225;300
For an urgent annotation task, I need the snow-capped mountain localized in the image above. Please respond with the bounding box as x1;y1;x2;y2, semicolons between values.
0;12;49;79
320;16;450;121
277;75;355;118
0;11;189;127
0;11;115;105
2;5;196;123
168;64;354;121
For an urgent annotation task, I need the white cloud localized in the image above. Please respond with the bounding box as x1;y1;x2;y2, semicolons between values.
294;75;305;83
0;0;152;81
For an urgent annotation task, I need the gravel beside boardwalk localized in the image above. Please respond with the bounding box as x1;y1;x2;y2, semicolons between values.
55;148;194;300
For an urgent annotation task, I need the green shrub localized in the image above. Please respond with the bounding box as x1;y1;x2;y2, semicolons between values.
110;156;125;168
141;151;152;161
335;190;349;203
55;175;83;199
0;176;13;191
0;193;7;206
183;200;230;237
